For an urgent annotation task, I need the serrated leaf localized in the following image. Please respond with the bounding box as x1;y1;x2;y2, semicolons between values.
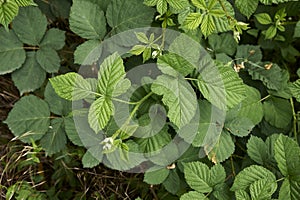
225;118;254;137
151;74;197;128
289;79;300;102
235;190;251;200
247;136;269;165
231;165;276;191
0;0;19;28
15;0;36;6
236;45;262;63
82;145;103;168
40;28;65;50
207;130;235;163
183;161;212;193
263;97;292;129
144;168;170;184
235;0;258;18
249;178;277;200
49;72;92;101
106;0;155;34
74;39;101;65
129;45;146;55
255;13;273;25
180;191;208;200
274;134;300;178
11;52;45;95
162;169;181;194
182;12;202;30
201;14;215;38
0;28;26;75
12;7;47;45
40;118;66;156
208;33;237;56
209;164;226;186
294;21;300;38
4;95;50;143
197;64;246;110
44;82;71;116
64;116;84;147
36;47;61;73
265;25;277;39
279;179;300;200
88;97;113;133
69;0;106;40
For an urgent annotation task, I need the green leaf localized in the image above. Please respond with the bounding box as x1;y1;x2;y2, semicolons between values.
44;82;71;116
12;7;47;45
255;13;273;25
208;33;237;56
4;95;50;143
294;21;300;38
82;145;103;168
40;118;66;156
247;136;269;165
180;191;208;200
0;0;19;28
231;165;276;191
274;134;300;178
15;0;37;7
11;52;45;95
129;45;146;55
88;97;113;133
97;52;127;97
235;190;251;200
207;130;235;163
265;25;277;39
235;0;258;18
191;0;206;10
183;161;212;193
263;97;292;129
69;0;106;40
49;72;92;101
209;164;226;186
197;64;246;110
144;168;170;184
74;39;101;65
182;12;202;30
162;169;181;194
106;0;155;34
279;179;300;200
289;79;300;103
151;74;198;128
36;47;61;73
201;14;215;38
0;28;26;75
236;45;262;63
249;178;277;199
40;28;65;50
225;118;254;137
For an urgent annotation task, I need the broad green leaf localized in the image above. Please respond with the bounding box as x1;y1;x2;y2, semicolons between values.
50;72;92;101
235;190;251;200
231;165;276;191
182;12;202;30
82;145;103;168
259;0;298;5
235;0;258;18
157;53;195;77
207;130;235;163
294;21;300;38
40;118;66;156
74;39;101;65
183;161;212;193
265;25;277;39
255;13;272;25
209;164;226;186
274;134;300;178
162;170;181;194
191;0;206;10
15;0;36;7
69;0;106;40
0;0;18;28
36;47;61;73
40;28;65;50
289;79;300;102
11;52;45;95
180;191;208;200
201;14;215;38
236;45;262;64
225;118;254;137
197;64;246;110
44;82;71;116
88;97;113;133
208;33;237;56
144;168;170;184
0;28;26;74
279;179;300;200
106;0;155;34
213;183;233;200
64;116;84;147
12;7;47;45
249;178;277;200
4;95;50;143
247;136;269;165
151;74;198;128
247;63;286;91
263;97;292;129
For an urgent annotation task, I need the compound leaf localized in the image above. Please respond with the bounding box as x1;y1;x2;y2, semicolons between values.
4;95;50;143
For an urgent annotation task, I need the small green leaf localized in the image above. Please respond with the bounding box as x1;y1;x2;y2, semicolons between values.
36;47;61;73
69;0;106;40
249;178;277;199
50;72;92;101
130;45;146;55
225;118;254;137
12;6;47;45
40;118;67;156
144;168;170;184
235;0;258;18
11;52;46;95
180;191;208;200
40;28;65;50
143;47;151;62
289;79;300;102
265;25;277;39
0;28;26;75
183;12;202;30
247;136;269;165
4;95;50;143
74;39;101;65
255;13;273;25
82;145;103;168
183;161;212;193
201;14;215;38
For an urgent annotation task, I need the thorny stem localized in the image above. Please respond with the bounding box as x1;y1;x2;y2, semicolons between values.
290;98;298;142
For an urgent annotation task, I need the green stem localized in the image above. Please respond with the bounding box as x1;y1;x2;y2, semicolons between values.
290;98;298;142
259;95;271;102
160;28;166;50
276;177;285;183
